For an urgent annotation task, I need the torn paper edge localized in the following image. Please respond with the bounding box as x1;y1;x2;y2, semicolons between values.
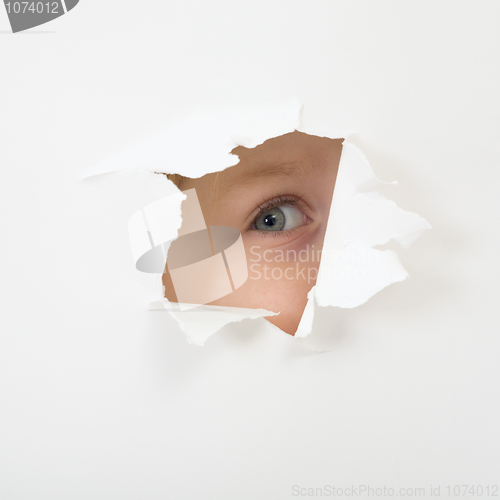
82;99;431;347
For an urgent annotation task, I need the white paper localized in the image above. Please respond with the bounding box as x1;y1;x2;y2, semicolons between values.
83;100;430;347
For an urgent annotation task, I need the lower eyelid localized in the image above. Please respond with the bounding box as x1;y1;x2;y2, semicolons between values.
248;224;310;245
265;227;303;237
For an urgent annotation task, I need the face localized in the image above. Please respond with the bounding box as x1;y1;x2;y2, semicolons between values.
163;131;343;335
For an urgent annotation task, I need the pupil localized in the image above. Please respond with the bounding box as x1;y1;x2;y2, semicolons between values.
264;214;276;226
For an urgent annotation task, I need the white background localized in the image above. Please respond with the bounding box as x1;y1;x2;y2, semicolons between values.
1;1;499;499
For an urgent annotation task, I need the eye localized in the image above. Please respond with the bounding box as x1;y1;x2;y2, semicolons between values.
253;203;308;232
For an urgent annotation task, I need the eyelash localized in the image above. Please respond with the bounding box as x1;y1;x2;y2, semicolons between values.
247;194;309;237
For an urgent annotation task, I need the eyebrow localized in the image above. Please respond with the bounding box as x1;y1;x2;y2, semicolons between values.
215;160;318;196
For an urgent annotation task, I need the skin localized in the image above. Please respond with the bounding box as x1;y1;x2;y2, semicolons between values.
163;131;343;335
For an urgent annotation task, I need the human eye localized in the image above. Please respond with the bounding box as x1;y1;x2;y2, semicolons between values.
249;195;312;235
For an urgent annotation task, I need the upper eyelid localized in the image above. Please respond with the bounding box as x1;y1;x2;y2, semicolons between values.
256;196;301;214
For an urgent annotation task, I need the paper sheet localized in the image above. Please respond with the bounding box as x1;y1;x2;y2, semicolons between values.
82;100;430;347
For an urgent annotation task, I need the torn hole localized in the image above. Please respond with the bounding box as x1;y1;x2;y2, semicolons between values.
84;100;430;348
161;131;342;336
